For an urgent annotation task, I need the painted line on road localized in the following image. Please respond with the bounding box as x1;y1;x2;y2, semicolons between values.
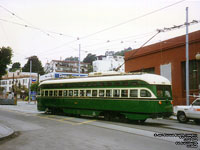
76;120;96;125
37;115;76;125
36;115;96;125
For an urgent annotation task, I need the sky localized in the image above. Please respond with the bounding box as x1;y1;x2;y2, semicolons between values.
0;0;199;67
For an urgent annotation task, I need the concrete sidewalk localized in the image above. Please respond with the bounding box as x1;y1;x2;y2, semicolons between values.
0;123;14;141
0;101;42;140
0;101;40;114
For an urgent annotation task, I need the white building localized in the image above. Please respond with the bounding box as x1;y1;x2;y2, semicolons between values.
0;70;38;94
44;60;90;74
93;53;125;73
39;72;88;82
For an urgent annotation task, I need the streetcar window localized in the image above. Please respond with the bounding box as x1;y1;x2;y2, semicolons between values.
113;89;120;97
80;90;85;96
74;90;78;96
106;90;112;97
54;90;58;96
114;82;121;86
59;90;63;96
140;90;151;97
69;90;73;96
157;89;163;97
63;90;68;96
86;90;91;97
123;82;128;86
45;91;48;96
156;85;172;98
106;82;112;86
41;91;44;96
164;91;171;98
49;91;53;96
92;90;97;97
121;89;128;97
130;89;138;98
99;90;104;97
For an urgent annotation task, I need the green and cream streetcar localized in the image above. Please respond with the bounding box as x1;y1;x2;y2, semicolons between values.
37;73;173;122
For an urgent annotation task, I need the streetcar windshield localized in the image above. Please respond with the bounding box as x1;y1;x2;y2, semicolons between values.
156;85;172;99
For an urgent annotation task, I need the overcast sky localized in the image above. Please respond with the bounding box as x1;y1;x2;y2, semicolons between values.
0;0;199;67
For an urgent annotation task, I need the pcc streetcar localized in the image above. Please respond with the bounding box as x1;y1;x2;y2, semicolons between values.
37;73;173;123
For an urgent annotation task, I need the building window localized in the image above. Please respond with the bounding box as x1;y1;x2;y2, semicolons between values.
131;67;155;74
182;60;200;90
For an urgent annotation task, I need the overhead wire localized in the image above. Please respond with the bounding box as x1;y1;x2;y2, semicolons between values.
30;0;186;54
0;5;74;38
0;0;189;63
79;0;186;40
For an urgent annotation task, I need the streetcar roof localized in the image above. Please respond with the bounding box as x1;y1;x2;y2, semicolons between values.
39;73;171;86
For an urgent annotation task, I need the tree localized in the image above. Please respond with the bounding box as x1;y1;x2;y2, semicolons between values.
83;53;96;65
0;46;12;79
31;82;39;92
9;62;21;72
22;56;45;75
114;47;132;56
65;56;79;61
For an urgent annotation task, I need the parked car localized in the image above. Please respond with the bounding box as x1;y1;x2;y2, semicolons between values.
174;98;200;124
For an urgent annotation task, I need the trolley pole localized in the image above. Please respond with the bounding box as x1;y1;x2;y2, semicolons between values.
186;7;189;105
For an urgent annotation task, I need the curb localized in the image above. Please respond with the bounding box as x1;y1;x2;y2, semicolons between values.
0;123;15;141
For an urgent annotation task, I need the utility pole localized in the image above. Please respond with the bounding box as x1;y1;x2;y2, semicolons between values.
186;7;189;105
29;59;32;104
78;44;81;77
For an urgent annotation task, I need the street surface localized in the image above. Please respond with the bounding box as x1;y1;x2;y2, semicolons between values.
0;102;199;150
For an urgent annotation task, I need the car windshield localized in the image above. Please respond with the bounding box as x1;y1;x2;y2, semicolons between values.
192;99;200;106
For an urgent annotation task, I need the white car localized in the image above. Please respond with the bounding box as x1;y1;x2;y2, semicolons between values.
174;98;200;124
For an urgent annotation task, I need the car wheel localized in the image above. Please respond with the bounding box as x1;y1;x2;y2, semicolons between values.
177;112;189;123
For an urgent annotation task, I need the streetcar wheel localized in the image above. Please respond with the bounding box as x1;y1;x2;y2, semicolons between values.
177;112;188;123
138;119;146;124
194;119;200;124
104;113;110;121
119;114;127;123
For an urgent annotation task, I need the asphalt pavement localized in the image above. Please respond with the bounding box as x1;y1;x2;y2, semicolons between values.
0;100;177;141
